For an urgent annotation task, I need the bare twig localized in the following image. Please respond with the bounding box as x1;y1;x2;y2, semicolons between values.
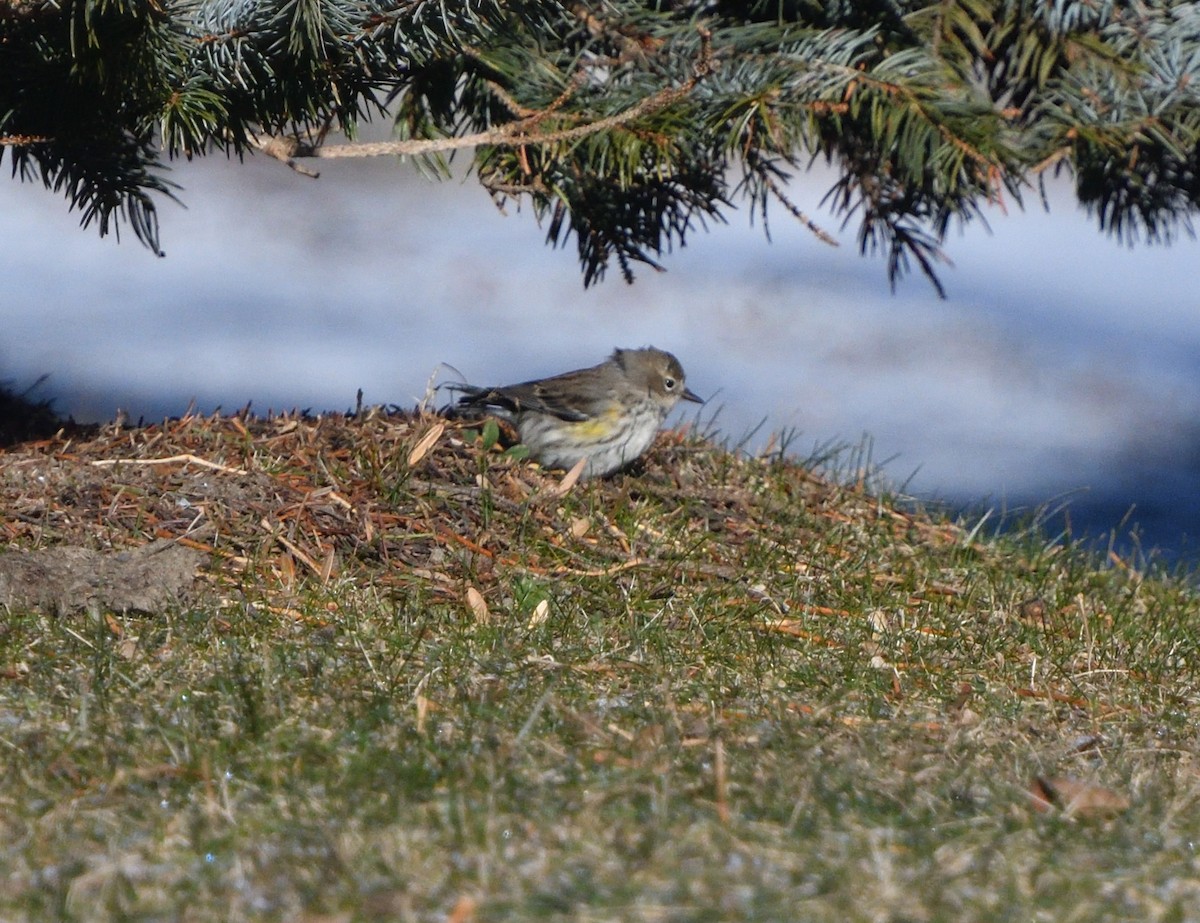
248;131;321;178
759;168;839;247
569;1;659;65
308;80;695;161
91;454;246;475
253;25;716;171
0;134;53;145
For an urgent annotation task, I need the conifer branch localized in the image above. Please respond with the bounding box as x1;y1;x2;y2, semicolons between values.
263;26;715;165
5;1;1200;292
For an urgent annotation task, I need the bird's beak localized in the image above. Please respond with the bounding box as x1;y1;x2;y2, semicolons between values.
682;387;704;404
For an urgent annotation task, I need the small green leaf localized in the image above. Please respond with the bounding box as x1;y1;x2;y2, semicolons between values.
504;444;530;461
511;575;550;611
481;418;500;451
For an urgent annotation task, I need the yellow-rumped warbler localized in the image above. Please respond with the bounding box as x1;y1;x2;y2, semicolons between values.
453;346;703;478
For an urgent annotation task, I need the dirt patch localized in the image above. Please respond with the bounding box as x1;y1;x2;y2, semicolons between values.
0;539;203;616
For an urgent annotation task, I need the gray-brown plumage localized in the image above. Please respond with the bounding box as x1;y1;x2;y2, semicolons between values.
454;347;703;477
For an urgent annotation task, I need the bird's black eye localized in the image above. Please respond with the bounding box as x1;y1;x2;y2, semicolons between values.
664;377;676;390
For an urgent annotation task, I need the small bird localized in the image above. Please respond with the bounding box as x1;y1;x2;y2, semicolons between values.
453;347;703;478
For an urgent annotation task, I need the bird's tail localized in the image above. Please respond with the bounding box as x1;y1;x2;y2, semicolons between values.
440;383;518;419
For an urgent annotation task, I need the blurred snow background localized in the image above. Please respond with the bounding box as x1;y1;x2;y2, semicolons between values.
3;153;1198;559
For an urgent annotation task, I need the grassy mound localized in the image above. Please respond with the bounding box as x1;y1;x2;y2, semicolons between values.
1;409;1198;920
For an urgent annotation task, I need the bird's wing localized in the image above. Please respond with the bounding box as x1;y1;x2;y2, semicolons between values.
453;372;603;422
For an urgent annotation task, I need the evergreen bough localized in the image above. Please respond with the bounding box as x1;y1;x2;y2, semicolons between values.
3;0;1198;292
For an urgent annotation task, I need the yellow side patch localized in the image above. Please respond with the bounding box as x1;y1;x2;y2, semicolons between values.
567;407;620;439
